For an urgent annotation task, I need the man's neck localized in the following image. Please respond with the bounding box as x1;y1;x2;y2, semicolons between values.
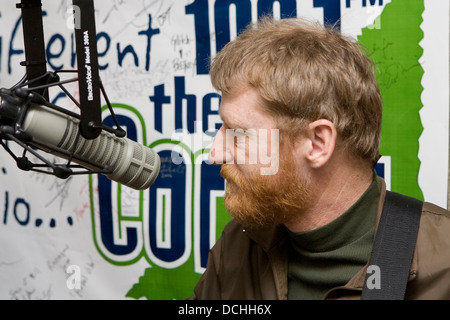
285;161;374;233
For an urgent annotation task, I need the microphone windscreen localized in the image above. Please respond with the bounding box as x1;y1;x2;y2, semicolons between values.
22;104;160;190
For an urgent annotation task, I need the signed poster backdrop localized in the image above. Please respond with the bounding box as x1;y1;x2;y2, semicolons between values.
0;0;448;299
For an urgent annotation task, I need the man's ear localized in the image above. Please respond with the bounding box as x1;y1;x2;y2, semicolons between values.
301;119;337;168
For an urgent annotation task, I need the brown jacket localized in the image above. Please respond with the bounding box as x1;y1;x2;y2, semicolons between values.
191;179;450;300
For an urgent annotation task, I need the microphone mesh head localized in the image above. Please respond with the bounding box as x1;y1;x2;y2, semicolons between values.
60;116;160;190
121;142;160;190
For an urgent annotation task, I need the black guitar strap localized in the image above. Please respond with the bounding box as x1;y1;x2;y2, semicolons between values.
361;190;423;300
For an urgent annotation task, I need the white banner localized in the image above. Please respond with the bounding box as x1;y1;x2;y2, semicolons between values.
0;0;448;300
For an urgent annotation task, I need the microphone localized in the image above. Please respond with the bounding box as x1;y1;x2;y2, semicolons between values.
0;90;161;190
3;0;161;191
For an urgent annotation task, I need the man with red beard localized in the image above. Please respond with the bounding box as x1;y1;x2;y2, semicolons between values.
190;18;450;300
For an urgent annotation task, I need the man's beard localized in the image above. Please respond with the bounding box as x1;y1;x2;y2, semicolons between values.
220;152;311;227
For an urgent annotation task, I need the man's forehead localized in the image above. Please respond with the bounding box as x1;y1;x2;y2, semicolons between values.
218;88;276;129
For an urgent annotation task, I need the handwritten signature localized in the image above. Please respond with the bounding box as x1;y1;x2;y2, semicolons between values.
45;176;73;211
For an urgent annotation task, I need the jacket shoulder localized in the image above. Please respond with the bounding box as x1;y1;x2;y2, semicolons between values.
192;219;285;300
405;201;450;299
222;219;247;235
422;201;450;218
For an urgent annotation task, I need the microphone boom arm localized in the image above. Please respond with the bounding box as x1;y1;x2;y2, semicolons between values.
16;0;123;139
17;0;49;100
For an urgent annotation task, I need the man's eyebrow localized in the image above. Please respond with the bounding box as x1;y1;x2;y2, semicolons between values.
219;109;248;130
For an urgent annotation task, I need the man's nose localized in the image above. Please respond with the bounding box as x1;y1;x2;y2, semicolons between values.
208;125;233;164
